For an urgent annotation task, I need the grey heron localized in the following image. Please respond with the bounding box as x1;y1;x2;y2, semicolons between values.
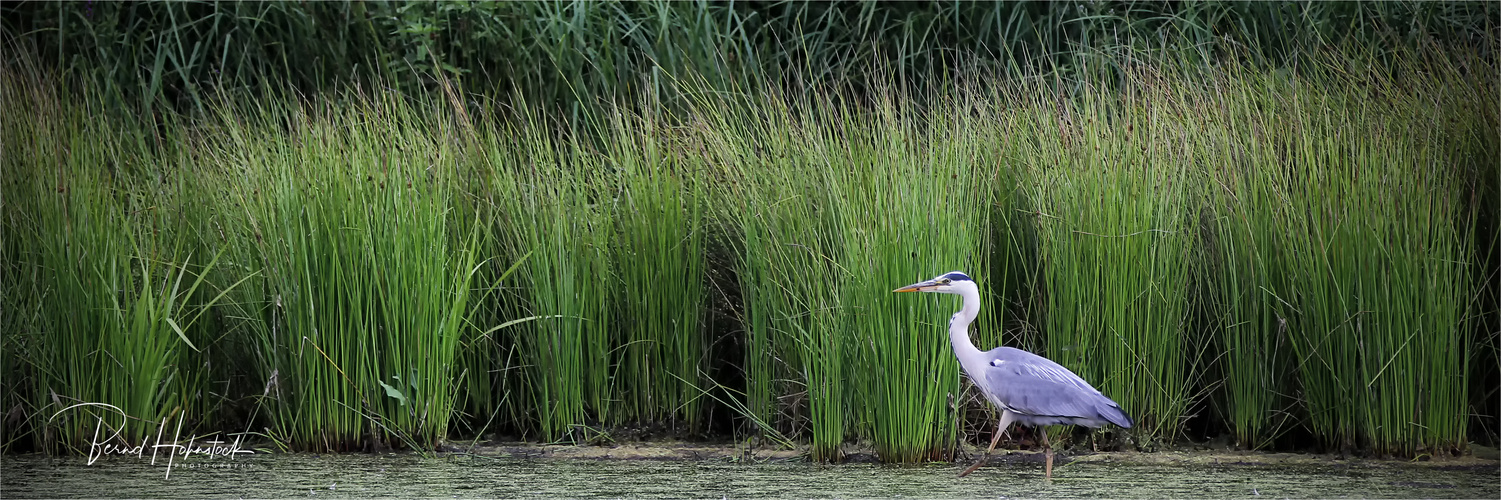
894;271;1132;479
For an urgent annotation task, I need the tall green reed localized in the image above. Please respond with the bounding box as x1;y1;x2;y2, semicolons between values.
837;89;990;463
697;81;999;461
697;86;852;460
204;89;480;451
1197;67;1296;450
1015;75;1199;445
609;105;709;431
1275;60;1479;454
687;85;791;438
2;65;228;451
483;108;615;442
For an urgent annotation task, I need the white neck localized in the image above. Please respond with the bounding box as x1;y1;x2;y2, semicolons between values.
947;283;985;366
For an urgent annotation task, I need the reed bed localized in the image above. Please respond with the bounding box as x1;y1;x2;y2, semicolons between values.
699;83;1008;462
608;105;709;433
1198;67;1297;450
481;110;616;443
1189;51;1490;454
1;67;230;451
700;88;854;460
1010;76;1199;446
3;47;1494;459
1271;58;1486;456
191;90;482;451
835;90;991;463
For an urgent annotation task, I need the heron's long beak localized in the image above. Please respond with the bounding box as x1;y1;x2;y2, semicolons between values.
892;280;939;293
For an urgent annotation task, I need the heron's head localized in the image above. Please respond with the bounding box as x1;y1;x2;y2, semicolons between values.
892;271;975;295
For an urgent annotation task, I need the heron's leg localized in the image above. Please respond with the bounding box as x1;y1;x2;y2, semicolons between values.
986;418;1008;451
1038;428;1054;479
959;410;1016;478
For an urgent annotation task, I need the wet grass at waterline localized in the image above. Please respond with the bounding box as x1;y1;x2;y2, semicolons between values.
2;49;1494;460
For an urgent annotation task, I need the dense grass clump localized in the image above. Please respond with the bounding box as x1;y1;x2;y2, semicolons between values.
1187;52;1491;454
1009;78;1199;446
835;92;992;463
696;85;1002;462
701;89;854;460
482;113;617;443
1270;67;1485;456
2;68;230;452
608;106;710;433
193;91;482;451
1198;67;1298;450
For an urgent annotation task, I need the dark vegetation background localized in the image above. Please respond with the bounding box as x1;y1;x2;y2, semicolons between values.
5;1;1496;115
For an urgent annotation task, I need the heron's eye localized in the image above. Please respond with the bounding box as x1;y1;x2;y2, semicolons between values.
940;278;951;285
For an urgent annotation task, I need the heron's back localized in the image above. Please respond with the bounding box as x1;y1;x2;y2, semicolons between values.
975;347;1133;429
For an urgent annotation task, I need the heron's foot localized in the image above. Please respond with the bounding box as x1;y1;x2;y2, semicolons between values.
958;455;989;477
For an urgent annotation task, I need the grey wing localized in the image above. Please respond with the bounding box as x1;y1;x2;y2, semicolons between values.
980;347;1133;428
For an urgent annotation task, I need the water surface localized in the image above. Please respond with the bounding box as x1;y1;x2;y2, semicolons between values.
3;452;1496;498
